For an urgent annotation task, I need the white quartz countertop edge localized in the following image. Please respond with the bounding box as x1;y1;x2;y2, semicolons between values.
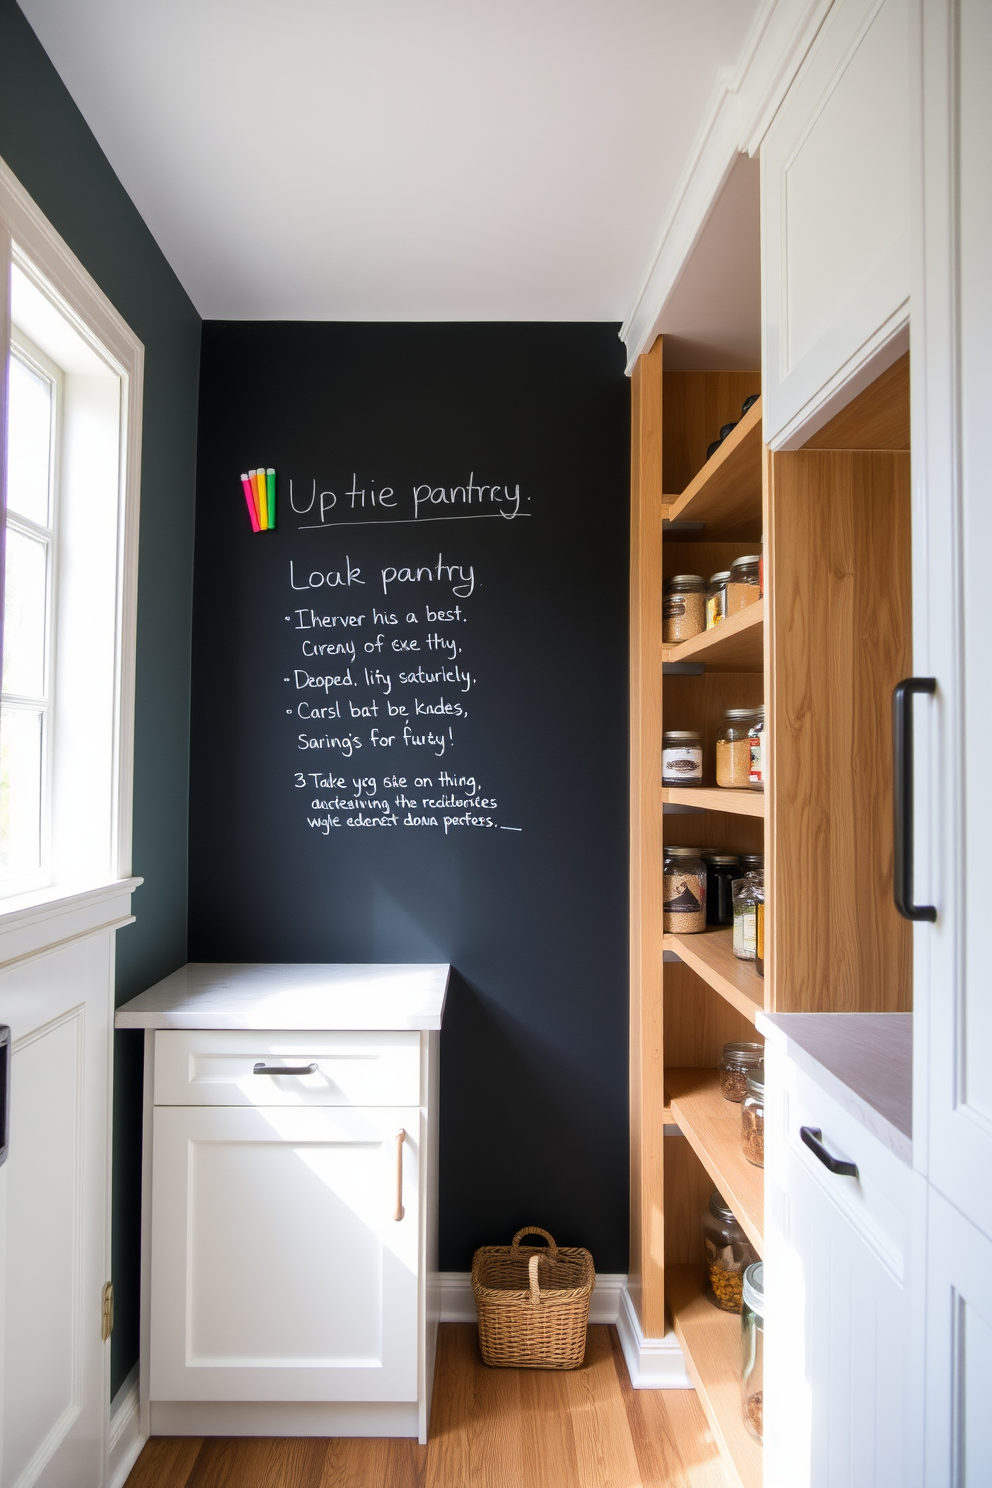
757;1012;912;1167
114;962;450;1032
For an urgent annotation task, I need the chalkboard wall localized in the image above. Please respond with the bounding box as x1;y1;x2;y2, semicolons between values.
189;322;630;1270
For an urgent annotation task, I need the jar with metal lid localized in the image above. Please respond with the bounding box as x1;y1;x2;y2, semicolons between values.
726;555;761;616
719;1040;764;1102
748;708;766;790
662;574;706;643
716;708;761;789
702;851;739;926
703;1191;758;1312
741;1262;764;1441
663;846;706;933
733;872;763;961
739;852;764;874
706;571;731;629
662;730;702;787
741;1068;764;1167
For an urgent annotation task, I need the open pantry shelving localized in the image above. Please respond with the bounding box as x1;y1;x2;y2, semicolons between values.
628;344;913;1488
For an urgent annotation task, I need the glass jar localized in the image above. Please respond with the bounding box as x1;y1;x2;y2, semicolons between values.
747;707;765;791
662;574;706;644
716;708;760;789
756;895;765;979
662;730;702;787
703;851;739;926
741;1262;764;1441
726;555;761;615
663;847;707;933
741;1068;764;1167
733;872;763;961
703;1192;758;1312
739;852;764;875
706;570;731;629
719;1040;764;1102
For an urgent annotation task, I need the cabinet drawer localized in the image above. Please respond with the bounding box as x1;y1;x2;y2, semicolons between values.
153;1030;421;1107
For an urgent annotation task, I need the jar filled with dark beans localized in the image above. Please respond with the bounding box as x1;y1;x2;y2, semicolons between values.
703;851;740;926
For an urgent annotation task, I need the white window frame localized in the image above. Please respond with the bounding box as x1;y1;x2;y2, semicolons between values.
0;153;143;913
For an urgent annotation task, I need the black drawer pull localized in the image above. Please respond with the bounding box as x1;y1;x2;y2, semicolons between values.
800;1126;859;1178
252;1062;318;1076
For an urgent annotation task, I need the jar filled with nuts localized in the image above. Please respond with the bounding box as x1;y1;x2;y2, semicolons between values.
662;575;706;644
719;1041;764;1102
741;1068;765;1167
703;1191;758;1313
663;846;707;933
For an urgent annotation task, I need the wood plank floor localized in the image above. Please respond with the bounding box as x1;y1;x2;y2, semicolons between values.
124;1325;728;1488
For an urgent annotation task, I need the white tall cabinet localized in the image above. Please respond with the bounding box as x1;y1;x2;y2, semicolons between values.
115;963;447;1446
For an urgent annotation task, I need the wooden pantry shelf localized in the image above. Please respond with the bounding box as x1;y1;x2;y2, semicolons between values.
663;928;764;1025
662;397;763;541
661;597;764;671
667;1264;763;1488
662;786;765;818
665;1068;763;1254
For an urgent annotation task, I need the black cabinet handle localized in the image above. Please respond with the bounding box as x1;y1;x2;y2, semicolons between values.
252;1061;317;1076
893;677;937;922
0;1026;9;1166
800;1125;859;1178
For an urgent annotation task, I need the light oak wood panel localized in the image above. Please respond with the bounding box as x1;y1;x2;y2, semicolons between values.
666;1070;763;1255
661;540;756;582
663;964;758;1069
662;372;761;498
663;788;764;819
124;1325;729;1488
628;338;667;1339
664;400;763;542
802;352;909;450
662;602;764;672
667;1266;763;1488
663;932;764;1025
766;449;912;1012
661;808;764;861
663;1133;712;1267
662;673;764;792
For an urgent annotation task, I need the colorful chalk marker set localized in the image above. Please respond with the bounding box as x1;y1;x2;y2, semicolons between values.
241;468;276;532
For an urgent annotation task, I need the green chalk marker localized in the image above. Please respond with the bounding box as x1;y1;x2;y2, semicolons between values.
266;468;276;530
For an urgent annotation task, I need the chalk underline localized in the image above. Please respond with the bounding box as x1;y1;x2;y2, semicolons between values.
499;826;523;831
295;512;532;531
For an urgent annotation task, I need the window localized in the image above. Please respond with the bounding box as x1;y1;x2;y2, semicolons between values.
1;336;61;887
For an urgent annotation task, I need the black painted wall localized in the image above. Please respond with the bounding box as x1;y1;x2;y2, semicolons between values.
1;0;201;1394
189;323;630;1270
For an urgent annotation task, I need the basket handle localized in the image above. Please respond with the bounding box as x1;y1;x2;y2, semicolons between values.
511;1227;558;1260
528;1253;543;1306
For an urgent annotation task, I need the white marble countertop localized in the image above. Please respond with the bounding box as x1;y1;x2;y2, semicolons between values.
114;962;449;1031
757;1011;912;1165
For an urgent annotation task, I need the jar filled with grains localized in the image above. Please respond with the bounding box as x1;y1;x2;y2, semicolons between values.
703;1192;758;1313
663;846;707;933
741;1068;765;1167
719;1041;764;1102
748;708;766;790
716;708;761;788
726;555;762;616
733;872;763;961
741;1262;764;1441
662;575;706;643
662;730;703;787
703;851;740;926
706;571;731;629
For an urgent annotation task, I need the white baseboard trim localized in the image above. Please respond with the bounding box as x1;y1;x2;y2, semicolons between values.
439;1271;626;1326
615;1285;691;1389
108;1366;146;1488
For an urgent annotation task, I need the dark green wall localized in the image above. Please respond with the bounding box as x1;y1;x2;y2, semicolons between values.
0;0;201;1395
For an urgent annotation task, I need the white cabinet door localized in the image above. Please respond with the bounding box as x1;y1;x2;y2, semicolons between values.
150;1104;419;1402
0;935;113;1488
761;0;910;447
765;1047;908;1488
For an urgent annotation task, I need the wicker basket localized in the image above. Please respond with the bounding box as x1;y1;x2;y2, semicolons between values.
471;1227;594;1370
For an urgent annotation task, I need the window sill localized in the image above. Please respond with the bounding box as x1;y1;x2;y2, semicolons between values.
0;876;143;971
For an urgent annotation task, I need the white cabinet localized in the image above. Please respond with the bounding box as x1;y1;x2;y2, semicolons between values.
762;1030;911;1488
761;0;910;448
116;965;448;1445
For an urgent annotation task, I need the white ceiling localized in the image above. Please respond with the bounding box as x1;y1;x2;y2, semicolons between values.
18;0;762;322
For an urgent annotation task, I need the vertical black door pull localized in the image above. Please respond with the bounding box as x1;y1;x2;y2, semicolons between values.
0;1026;9;1166
893;677;937;922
